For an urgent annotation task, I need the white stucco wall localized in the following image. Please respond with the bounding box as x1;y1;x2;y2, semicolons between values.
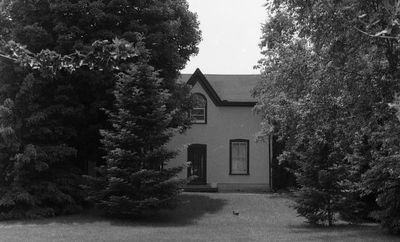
167;82;270;191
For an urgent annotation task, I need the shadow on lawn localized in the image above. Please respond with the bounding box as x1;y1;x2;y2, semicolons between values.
119;193;228;226
288;223;399;241
0;193;227;227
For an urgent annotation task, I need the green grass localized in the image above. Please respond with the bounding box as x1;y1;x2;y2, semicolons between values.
0;193;398;242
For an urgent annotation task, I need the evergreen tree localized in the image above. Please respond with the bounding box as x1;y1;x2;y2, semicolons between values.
85;39;184;217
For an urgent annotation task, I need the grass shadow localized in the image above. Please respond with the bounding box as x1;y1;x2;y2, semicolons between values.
288;223;399;241
111;193;228;226
0;193;227;228
267;192;295;200
289;223;379;231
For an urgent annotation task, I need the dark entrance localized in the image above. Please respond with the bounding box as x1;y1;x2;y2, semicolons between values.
187;144;207;185
271;136;297;190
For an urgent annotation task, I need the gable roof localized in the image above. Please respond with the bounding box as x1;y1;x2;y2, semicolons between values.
179;68;259;107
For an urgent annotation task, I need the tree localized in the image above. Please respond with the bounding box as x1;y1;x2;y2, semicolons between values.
0;41;87;219
4;0;200;76
0;0;201;173
255;8;349;225
255;1;400;227
0;32;187;218
355;0;400;233
85;38;185;217
0;1;200;218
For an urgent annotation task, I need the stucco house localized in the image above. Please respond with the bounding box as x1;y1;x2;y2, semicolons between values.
168;68;272;192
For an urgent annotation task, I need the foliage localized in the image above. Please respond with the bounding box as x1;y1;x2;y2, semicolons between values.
361;119;400;232
0;36;185;219
84;38;185;217
0;42;85;219
3;0;201;75
0;0;201;173
255;1;400;228
0;0;200;219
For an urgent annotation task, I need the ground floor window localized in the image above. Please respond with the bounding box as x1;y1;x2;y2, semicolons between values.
229;139;249;175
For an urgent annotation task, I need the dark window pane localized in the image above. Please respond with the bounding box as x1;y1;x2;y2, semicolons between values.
192;94;206;108
191;108;205;116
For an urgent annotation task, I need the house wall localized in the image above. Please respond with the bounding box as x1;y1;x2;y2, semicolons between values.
167;82;270;192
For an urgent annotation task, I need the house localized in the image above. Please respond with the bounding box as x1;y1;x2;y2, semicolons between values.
167;68;272;192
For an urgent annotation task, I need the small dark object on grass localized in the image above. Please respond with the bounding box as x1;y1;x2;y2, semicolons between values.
232;210;239;216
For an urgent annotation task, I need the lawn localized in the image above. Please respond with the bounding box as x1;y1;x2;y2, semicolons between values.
0;193;398;242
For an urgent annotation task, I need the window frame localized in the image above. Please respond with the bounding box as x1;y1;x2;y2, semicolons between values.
229;139;250;175
190;93;207;124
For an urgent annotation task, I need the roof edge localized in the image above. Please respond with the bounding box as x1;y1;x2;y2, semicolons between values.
186;68;256;107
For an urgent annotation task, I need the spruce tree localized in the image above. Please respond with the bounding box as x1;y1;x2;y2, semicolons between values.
86;40;185;217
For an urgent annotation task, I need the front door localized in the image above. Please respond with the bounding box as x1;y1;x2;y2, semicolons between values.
187;144;207;185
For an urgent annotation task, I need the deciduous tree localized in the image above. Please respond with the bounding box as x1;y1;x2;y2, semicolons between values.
0;0;201;173
255;1;400;228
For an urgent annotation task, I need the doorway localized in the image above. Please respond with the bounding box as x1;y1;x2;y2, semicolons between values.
187;144;207;185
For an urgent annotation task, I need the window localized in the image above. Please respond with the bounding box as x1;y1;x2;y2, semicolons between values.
229;139;249;175
190;93;207;124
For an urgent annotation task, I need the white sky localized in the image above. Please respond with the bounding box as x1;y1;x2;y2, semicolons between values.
182;0;268;74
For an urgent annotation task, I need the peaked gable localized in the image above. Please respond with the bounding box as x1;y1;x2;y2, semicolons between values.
184;69;257;107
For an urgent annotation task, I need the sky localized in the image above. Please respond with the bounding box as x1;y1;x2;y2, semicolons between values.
182;0;268;74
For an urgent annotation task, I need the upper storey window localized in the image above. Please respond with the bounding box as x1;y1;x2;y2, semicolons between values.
191;93;207;124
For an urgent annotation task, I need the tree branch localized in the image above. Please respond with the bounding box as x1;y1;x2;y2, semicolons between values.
353;26;399;40
0;53;17;62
